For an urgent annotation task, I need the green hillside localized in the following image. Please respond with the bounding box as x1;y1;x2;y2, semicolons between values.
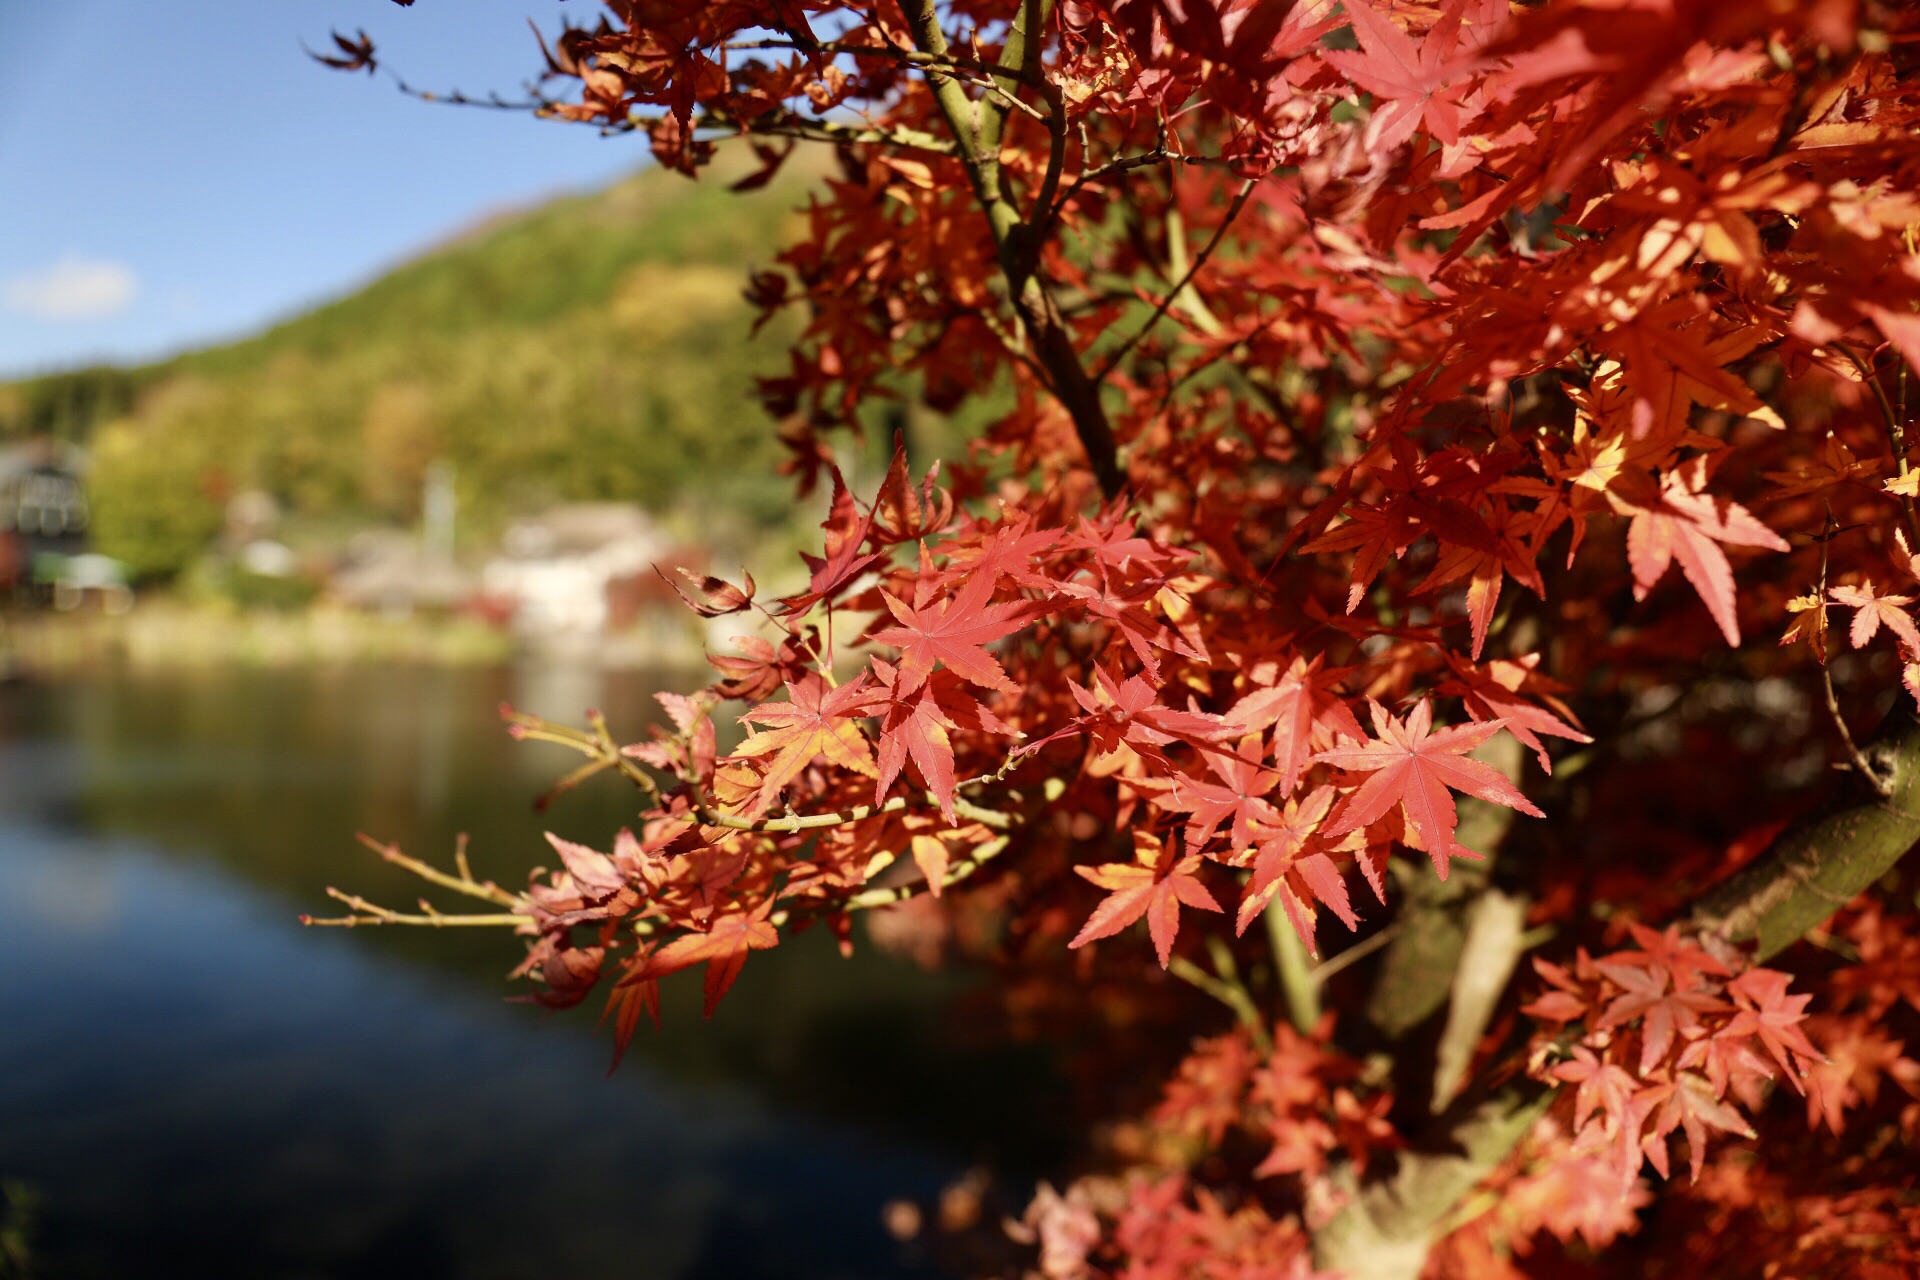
0;147;823;579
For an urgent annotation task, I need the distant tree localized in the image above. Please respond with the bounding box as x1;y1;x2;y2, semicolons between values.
88;397;231;581
316;3;1920;1275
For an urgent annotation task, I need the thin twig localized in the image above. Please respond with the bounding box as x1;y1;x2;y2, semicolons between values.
1822;665;1889;796
697;792;1012;832
1307;922;1402;984
503;704;663;801
1835;341;1920;545
822;834;1012;914
1045;147;1236;234
389;66;965;158
354;833;518;906
1812;516;1892;797
1094;177;1259;385
965;71;1051;123
1170;936;1274;1052
304;888;524;929
389;72;556;113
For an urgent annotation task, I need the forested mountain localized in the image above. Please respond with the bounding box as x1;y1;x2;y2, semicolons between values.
0;148;822;578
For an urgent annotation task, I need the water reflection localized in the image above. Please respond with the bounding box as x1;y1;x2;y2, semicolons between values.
0;666;1059;1279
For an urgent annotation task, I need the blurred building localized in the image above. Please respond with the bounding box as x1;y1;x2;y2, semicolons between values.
329;529;474;616
479;504;668;636
0;438;89;588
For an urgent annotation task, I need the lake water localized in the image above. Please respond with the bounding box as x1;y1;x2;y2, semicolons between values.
0;665;1059;1278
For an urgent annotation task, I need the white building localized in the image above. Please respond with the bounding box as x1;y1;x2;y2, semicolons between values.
479;504;666;636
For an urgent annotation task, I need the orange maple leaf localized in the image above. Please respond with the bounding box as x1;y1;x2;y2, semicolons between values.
1829;580;1920;653
629;900;779;1016
732;673;884;814
1234;785;1355;956
1069;832;1222;968
1314;699;1543;879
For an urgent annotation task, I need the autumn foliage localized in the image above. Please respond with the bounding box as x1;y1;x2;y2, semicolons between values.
315;1;1920;1275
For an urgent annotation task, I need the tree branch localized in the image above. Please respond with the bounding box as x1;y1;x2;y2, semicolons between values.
696;792;1012;832
899;0;1125;496
352;832;518;906
1692;698;1920;959
1171;936;1274;1052
303;887;526;930
1429;890;1530;1114
824;834;1012;914
1311;1082;1555;1280
720;37;1039;88
1264;895;1322;1035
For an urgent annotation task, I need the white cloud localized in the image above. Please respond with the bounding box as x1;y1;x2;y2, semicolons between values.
5;254;138;321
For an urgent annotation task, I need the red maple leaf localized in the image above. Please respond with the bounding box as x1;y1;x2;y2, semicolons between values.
1644;1071;1756;1182
1069;832;1223;968
1153;1030;1256;1147
1552;1046;1658;1186
706;632;811;703
937;517;1060;594
870;573;1042;696
1053;574;1197;677
1553;1044;1641;1140
659;565;755;617
1438;653;1592;774
1727;967;1823;1086
603;946;663;1068
1065;667;1231;765
1521;956;1591;1023
1233;785;1349;955
871;439;954;544
1609;922;1732;992
1314;700;1543;879
871;664;1015;821
1615;461;1789;646
874;679;957;820
1324;0;1483;153
1159;739;1282;854
1223;654;1365;793
629;900;779;1016
1677;1025;1781;1115
1059;508;1183;578
732;673;885;814
782;466;882;614
542;831;626;897
1594;959;1729;1077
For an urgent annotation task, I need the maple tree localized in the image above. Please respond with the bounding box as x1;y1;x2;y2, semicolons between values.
309;1;1920;1275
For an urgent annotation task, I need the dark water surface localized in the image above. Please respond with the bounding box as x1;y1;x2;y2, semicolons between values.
0;666;1049;1279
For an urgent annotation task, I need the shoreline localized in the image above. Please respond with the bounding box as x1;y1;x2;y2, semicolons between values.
1;601;711;674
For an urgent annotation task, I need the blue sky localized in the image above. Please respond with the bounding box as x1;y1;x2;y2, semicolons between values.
0;0;653;378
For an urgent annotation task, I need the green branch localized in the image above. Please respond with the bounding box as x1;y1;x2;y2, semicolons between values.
1693;699;1920;958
